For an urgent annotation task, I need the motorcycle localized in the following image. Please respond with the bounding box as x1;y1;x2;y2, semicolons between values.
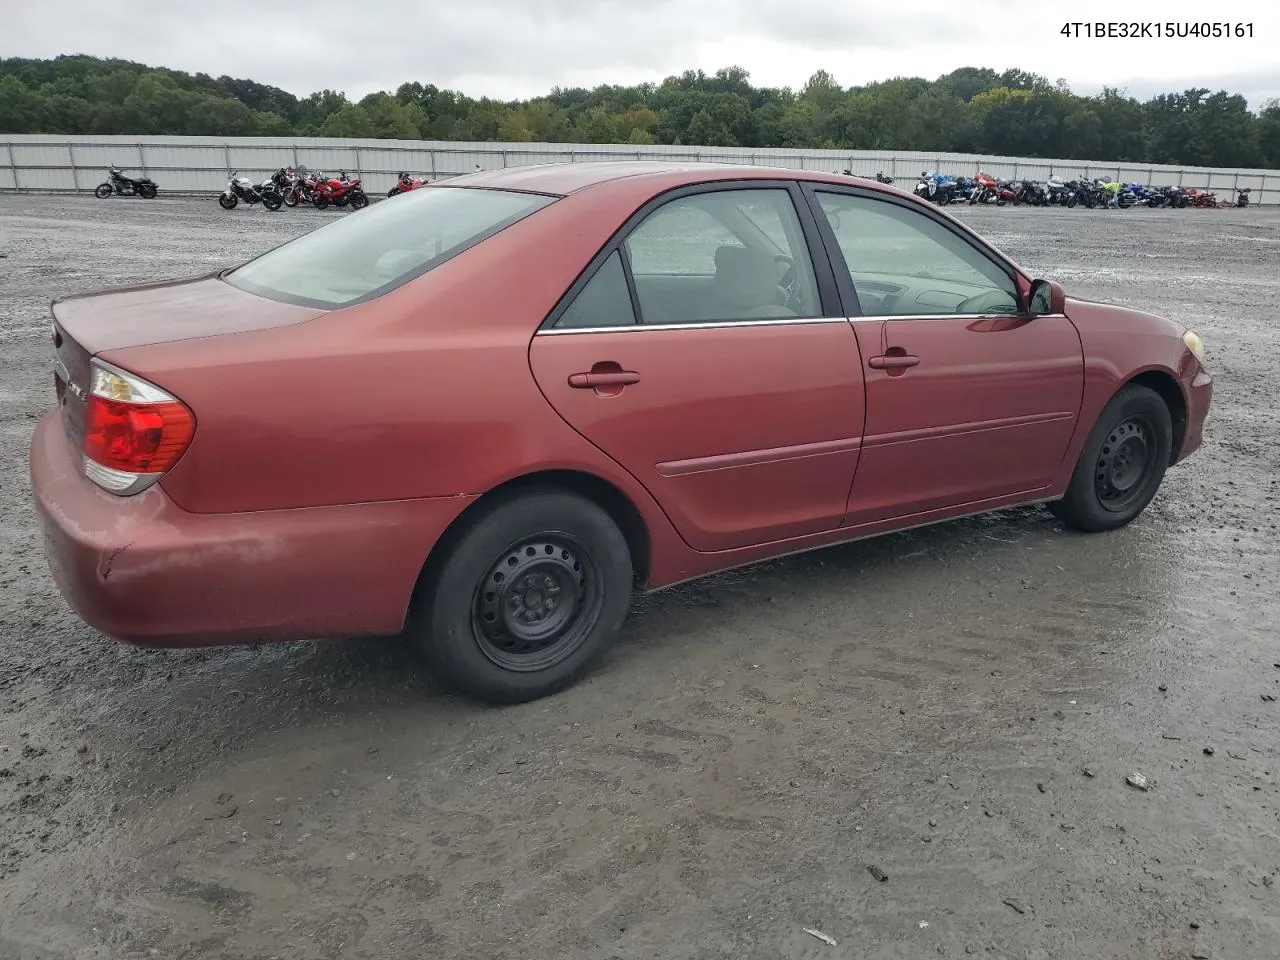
874;171;894;184
1143;186;1174;209
968;172;999;205
1011;179;1046;206
94;165;158;199
271;167;305;207
1235;188;1251;208
1070;179;1102;208
218;171;282;211
388;171;430;196
1045;176;1075;206
993;180;1018;205
914;171;958;205
313;171;369;210
952;177;976;202
1185;188;1220;208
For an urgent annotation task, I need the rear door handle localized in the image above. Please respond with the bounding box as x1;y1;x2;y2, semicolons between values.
868;355;919;369
568;371;640;388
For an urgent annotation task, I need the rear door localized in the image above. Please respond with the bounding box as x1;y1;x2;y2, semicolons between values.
802;185;1084;525
529;182;867;553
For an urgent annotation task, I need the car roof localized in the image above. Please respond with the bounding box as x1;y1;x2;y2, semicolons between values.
441;160;896;197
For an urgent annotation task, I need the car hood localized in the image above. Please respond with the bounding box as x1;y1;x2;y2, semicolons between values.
51;272;327;356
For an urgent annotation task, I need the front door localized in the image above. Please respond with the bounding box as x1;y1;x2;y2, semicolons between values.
529;183;867;553
804;187;1084;525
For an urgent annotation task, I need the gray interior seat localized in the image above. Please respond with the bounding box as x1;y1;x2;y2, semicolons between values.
713;245;796;319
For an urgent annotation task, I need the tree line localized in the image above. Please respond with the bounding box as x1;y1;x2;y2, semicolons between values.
2;55;1278;169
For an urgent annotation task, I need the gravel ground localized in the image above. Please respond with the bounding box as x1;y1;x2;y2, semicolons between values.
0;193;1278;960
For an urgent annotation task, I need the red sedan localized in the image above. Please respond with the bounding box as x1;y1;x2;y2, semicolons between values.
29;162;1212;703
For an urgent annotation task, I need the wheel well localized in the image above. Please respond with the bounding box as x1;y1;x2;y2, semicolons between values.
411;470;652;616
1126;370;1186;462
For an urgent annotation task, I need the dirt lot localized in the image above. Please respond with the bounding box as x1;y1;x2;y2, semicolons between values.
0;193;1277;960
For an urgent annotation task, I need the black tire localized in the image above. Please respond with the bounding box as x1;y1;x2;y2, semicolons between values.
313;197;328;210
263;192;282;212
283;190;298;207
138;183;157;199
1047;384;1173;533
349;190;369;210
412;489;633;703
387;186;400;197
94;183;112;199
217;193;237;210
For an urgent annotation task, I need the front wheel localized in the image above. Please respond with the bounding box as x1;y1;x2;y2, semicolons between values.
94;183;112;199
387;186;400;197
313;196;328;210
411;489;634;703
283;189;299;207
1047;384;1173;533
263;192;282;211
349;190;369;210
217;193;237;209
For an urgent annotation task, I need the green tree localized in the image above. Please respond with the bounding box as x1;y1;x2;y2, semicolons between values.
318;104;376;138
2;54;1278;168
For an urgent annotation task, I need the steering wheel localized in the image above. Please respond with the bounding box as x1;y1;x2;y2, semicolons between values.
774;254;804;311
954;289;1019;315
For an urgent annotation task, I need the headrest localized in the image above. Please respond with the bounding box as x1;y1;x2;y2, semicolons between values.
713;245;779;309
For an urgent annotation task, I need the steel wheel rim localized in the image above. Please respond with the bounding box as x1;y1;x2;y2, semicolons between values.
1094;415;1157;512
471;535;603;672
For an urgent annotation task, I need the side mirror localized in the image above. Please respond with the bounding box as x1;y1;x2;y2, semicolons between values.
1027;278;1066;315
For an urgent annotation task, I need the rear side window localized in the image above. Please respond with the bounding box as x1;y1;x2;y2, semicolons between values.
555;251;636;328
226;186;556;309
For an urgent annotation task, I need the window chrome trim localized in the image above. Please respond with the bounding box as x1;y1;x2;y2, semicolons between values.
535;316;851;335
534;312;1052;335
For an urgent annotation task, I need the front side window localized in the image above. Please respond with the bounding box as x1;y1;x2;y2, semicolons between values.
227;186;556;309
621;188;822;324
814;192;1019;317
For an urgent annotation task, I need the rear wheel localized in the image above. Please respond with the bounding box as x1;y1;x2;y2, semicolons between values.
283;190;298;207
349;190;369;210
1047;384;1173;532
411;489;633;703
138;183;158;199
94;183;112;199
313;196;328;210
387;186;400;197
263;192;282;211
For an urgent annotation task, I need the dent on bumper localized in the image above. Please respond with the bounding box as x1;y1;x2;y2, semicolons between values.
28;411;476;647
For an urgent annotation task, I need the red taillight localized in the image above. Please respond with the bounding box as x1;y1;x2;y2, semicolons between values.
84;396;194;472
81;361;195;495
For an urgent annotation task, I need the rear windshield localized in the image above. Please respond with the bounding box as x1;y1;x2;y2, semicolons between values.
225;186;557;309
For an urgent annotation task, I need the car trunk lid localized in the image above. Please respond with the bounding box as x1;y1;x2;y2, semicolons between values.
50;273;327;450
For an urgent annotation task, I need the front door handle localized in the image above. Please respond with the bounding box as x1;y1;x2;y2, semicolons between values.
568;370;640;388
868;354;919;369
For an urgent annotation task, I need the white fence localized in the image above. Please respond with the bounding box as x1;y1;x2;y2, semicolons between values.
2;134;1277;204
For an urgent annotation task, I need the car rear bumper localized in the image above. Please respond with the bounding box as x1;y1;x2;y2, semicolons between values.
29;411;475;647
1176;367;1212;463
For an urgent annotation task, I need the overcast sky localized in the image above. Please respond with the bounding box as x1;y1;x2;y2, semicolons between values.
4;0;1277;109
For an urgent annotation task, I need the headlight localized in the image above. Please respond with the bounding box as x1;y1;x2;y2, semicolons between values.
1182;330;1206;365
